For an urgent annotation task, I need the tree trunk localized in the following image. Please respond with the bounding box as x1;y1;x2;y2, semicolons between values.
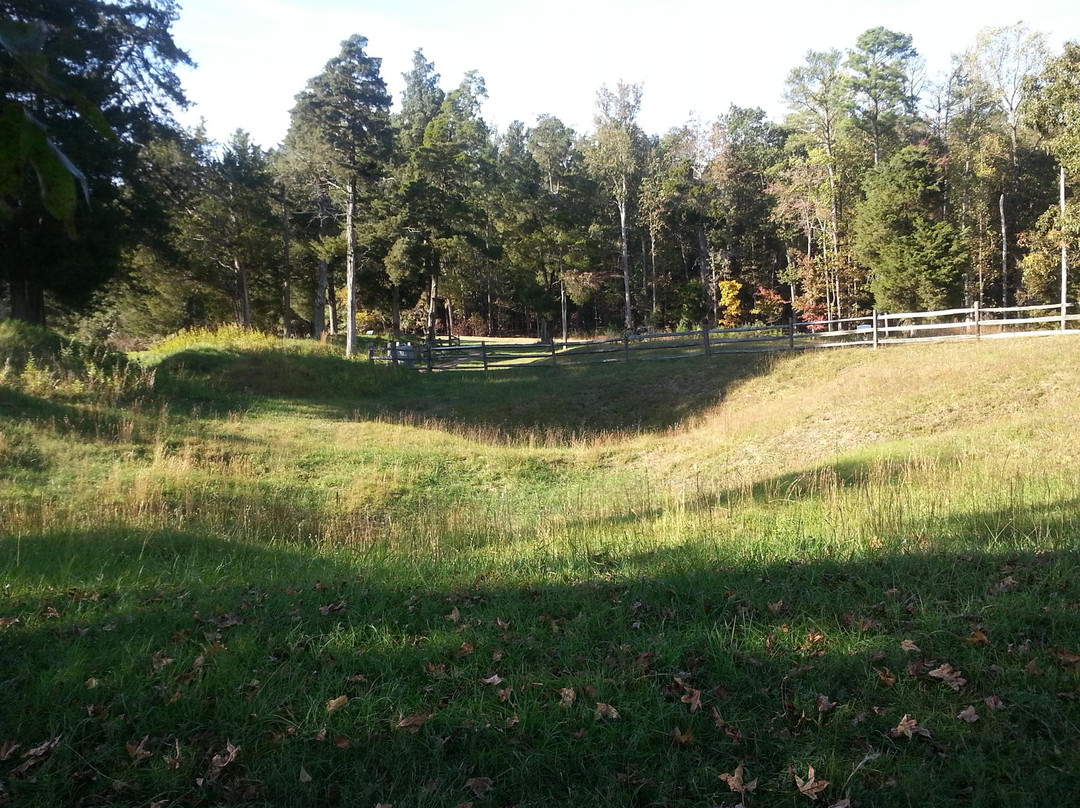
345;176;358;356
313;259;328;340
280;186;292;336
1000;191;1008;307
561;277;568;345
234;257;251;327
618;185;632;331
391;285;401;338
327;266;338;335
9;277;46;326
1062;165;1068;328
426;273;438;343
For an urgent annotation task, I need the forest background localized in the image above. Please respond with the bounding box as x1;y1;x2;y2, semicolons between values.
3;2;1080;353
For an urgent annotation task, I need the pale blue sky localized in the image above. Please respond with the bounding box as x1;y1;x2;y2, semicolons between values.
171;0;1080;148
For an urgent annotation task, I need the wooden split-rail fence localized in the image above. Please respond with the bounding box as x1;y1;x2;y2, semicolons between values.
369;302;1079;372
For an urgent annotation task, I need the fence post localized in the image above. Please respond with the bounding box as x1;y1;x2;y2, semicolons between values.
872;309;879;349
974;300;981;340
390;341;398;366
623;334;630;362
367;344;374;362
550;341;557;367
426;343;433;372
702;325;711;356
481;341;488;371
788;313;796;352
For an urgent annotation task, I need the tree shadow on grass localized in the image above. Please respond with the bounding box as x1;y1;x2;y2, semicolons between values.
150;347;774;440
2;529;1078;807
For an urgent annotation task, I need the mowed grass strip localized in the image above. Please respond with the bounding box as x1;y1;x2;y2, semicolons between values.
1;327;1079;806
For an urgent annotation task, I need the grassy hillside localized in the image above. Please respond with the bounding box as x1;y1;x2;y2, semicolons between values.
2;327;1078;807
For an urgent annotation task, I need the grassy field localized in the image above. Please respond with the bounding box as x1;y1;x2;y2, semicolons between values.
2;323;1079;807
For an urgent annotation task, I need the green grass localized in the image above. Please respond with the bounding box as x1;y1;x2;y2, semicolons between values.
2;326;1079;807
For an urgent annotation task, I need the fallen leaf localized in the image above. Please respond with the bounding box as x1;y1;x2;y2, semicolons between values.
0;741;19;762
816;694;837;713
669;727;693;746
126;736;152;763
0;617;21;629
207;742;239;779
957;705;979;723
900;639;920;653
963;631;990;646
456;641;475;658
983;695;1005;711
794;765;829;800
453;803;473;808
446;607;461;623
1055;649;1080;665
557;687;577;707
479;673;502;686
680;686;702;713
768;600;784;613
889;714;931;739
874;667;897;686
299;766;312;783
465;776;493;798
497;687;513;702
594;702;620;720
150;651;174;674
718;761;757;793
928;663;967;691
829;799;852;808
855;617;876;632
396;712;431;732
325;695;348;714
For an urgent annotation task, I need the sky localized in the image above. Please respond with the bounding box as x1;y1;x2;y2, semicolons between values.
170;0;1080;149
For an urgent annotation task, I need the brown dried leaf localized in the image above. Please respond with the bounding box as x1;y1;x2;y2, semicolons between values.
396;712;431;732
957;705;979;723
0;617;21;629
794;765;829;800
497;687;513;703
669;727;693;746
456;641;475;658
126;736;152;763
680;686;702;713
0;741;19;761
718;761;757;793
150;651;175;674
465;776;493;798
208;741;239;777
900;639;920;653
298;766;312;783
479;673;502;686
889;714;931;739
446;607;461;623
874;667;897;686
768;600;784;613
928;663;967;691
963;631;990;646
816;694;837;713
594;702;620;720
557;687;577;707
325;695;348;714
983;695;1005;711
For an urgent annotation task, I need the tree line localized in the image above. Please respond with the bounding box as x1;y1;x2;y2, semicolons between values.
3;5;1080;350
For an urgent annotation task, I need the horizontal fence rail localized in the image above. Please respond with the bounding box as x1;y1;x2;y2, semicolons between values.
369;302;1080;371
